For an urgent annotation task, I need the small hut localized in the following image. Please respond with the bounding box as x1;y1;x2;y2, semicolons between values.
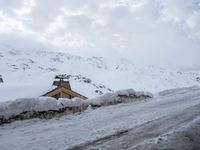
42;75;87;100
0;75;3;83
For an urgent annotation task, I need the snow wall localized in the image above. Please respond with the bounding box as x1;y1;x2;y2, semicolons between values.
0;89;153;125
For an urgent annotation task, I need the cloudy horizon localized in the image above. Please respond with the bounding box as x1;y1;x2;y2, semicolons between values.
0;0;200;68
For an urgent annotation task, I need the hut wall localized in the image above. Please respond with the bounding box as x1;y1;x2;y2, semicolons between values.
60;92;71;99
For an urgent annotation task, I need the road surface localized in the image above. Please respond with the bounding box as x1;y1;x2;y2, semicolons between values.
0;86;200;150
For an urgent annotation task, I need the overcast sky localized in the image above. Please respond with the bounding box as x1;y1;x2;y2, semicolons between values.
0;0;200;68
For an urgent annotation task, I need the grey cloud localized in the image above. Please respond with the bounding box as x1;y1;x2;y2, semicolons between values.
1;0;200;67
22;0;64;31
0;0;25;14
0;32;55;51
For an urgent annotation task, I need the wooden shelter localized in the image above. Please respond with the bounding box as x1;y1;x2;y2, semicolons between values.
42;75;87;100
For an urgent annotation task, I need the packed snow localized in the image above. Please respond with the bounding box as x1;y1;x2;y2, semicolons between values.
0;89;152;124
0;86;200;150
0;97;58;119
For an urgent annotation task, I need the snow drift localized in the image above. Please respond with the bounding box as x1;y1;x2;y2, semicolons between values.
0;89;153;125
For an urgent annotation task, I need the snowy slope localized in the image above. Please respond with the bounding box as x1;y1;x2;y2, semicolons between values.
0;44;200;101
0;86;200;150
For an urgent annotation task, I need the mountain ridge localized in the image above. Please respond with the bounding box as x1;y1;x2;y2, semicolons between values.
0;44;200;101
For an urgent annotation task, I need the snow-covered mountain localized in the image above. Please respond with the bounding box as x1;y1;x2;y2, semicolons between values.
0;44;200;101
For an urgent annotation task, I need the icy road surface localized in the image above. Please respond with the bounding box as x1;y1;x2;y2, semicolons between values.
0;86;200;150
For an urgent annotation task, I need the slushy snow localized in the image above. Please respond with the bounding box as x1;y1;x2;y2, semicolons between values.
0;86;200;150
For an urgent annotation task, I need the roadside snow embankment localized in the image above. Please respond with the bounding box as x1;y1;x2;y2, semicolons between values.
0;89;153;125
87;89;153;106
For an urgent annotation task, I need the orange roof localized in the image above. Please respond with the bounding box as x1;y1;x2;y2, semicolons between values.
42;86;88;100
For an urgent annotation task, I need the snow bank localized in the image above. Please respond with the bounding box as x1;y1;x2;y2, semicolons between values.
0;97;58;119
0;89;153;125
57;98;86;107
88;89;153;106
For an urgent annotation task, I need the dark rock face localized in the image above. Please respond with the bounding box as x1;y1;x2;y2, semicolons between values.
64;74;114;95
0;75;3;83
95;90;103;95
